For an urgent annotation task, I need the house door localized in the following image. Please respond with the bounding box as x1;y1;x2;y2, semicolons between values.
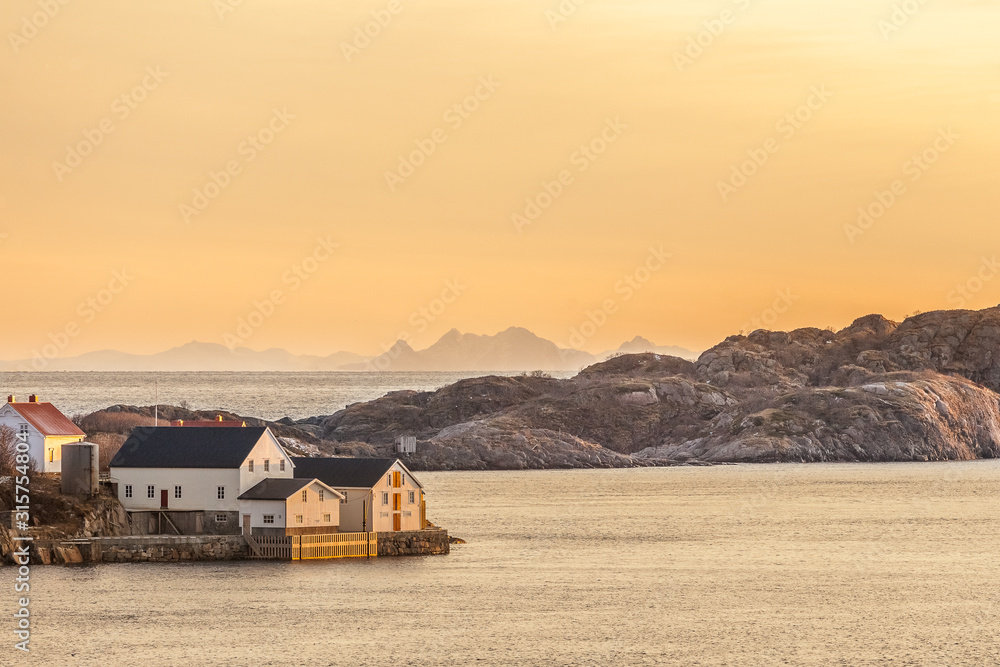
160;489;168;509
242;514;251;537
393;513;401;531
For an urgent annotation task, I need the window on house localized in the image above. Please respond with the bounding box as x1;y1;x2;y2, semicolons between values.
294;515;303;524
248;460;254;472
217;486;225;500
48;448;54;462
403;511;412;517
301;490;308;503
340;491;348;504
147;485;155;499
263;515;275;524
264;459;269;472
215;514;227;523
318;489;324;502
124;485;132;498
382;492;389;505
386;476;391;487
322;514;331;523
408;491;415;504
279;460;285;471
174;485;182;499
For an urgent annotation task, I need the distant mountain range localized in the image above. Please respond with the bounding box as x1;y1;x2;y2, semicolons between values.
0;328;697;372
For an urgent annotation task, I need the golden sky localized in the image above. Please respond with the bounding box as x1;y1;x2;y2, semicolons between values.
2;0;999;358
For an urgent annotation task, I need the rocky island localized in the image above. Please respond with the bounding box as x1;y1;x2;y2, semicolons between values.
78;305;1000;469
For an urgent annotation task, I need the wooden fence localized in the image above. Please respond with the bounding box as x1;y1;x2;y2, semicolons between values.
245;532;377;560
246;534;294;560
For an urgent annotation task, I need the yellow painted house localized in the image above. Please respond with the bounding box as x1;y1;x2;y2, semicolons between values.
0;394;85;473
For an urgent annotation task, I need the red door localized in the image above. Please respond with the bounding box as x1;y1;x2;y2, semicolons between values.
160;489;168;509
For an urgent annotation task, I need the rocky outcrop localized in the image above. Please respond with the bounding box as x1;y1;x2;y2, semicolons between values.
306;306;1000;467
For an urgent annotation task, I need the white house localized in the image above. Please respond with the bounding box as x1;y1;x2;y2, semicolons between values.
0;394;85;473
109;426;295;535
291;457;425;533
238;477;343;536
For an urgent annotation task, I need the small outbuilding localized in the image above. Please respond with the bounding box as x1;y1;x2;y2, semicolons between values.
238;477;343;536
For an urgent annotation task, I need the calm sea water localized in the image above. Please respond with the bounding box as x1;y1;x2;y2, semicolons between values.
0;371;574;421
21;463;1000;665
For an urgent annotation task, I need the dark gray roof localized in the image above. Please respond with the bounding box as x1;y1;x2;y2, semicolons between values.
110;427;268;468
238;477;313;500
291;457;406;489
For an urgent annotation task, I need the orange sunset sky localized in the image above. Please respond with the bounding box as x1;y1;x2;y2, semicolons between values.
2;0;999;359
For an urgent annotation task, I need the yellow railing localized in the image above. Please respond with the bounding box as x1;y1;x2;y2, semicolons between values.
294;532;378;560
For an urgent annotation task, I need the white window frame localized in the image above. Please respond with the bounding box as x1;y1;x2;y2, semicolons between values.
263;515;275;524
217;486;225;500
174;485;182;499
264;459;270;472
248;460;254;472
294;515;303;524
147;485;155;499
408;491;415;504
124;485;132;498
301;490;307;503
382;492;389;505
318;489;324;503
279;460;285;471
215;514;227;523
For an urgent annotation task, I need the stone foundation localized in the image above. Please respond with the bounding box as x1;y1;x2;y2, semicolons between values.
31;535;248;564
377;529;450;556
25;530;450;564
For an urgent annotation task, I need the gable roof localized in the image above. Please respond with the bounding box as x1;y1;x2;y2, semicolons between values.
291;457;421;489
110;426;268;468
6;402;85;437
238;477;342;501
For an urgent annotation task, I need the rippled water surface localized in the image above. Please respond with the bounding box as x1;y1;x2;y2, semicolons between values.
0;370;573;420
22;463;1000;665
